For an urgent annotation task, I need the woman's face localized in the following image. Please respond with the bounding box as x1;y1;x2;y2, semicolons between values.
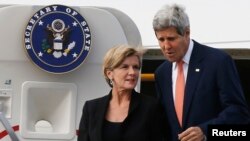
107;55;140;92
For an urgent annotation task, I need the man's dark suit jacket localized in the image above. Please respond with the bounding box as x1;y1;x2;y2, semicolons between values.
78;90;165;141
155;40;250;141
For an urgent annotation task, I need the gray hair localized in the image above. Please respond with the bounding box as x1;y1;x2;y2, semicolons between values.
153;4;190;36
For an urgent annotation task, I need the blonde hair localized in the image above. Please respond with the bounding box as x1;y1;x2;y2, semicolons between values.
102;44;145;87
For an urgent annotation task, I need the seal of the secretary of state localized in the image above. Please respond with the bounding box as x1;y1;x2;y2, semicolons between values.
24;4;91;74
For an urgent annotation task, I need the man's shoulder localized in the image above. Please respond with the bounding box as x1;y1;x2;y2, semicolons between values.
155;60;171;74
193;40;230;59
194;40;227;53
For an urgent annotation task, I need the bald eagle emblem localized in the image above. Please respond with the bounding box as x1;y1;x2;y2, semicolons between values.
46;19;74;58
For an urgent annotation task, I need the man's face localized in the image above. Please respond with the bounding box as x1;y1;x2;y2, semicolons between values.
155;27;190;62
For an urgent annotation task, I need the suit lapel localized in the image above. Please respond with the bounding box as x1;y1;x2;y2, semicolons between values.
127;90;139;115
183;41;204;127
165;64;177;118
160;63;181;127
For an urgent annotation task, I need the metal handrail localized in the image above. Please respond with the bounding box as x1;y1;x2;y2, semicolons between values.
0;112;19;141
141;73;155;81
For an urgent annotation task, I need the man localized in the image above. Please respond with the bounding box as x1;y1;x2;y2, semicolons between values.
153;3;250;141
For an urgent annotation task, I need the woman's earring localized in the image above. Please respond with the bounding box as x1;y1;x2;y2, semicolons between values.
109;79;113;86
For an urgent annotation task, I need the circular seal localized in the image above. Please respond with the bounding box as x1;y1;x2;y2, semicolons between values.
24;5;91;74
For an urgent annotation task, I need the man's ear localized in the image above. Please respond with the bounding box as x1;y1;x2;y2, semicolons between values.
185;27;190;36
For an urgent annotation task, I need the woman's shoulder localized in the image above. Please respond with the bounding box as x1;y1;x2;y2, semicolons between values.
133;91;159;106
84;94;110;108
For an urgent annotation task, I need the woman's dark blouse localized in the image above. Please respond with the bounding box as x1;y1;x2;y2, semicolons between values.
102;120;122;141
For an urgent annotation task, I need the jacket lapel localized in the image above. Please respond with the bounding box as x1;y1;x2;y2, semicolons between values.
182;41;204;127
123;90;140;125
165;63;178;120
93;93;111;141
160;63;181;127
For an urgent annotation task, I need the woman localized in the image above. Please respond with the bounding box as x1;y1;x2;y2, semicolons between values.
78;44;165;141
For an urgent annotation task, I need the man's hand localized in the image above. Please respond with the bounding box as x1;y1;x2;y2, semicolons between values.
178;126;205;141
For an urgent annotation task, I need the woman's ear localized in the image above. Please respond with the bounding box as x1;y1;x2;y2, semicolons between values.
106;70;113;80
